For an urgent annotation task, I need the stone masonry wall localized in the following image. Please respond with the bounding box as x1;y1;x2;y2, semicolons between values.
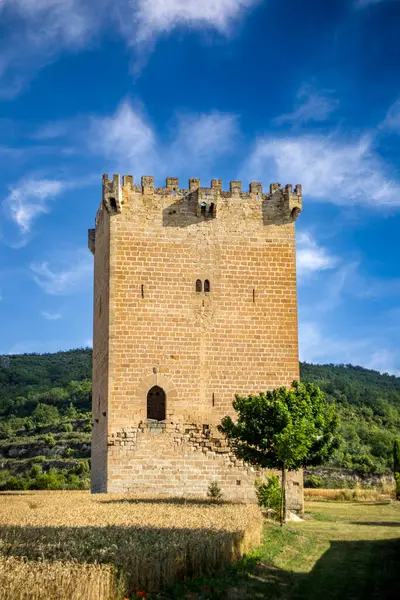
108;422;303;510
90;175;303;509
89;205;110;492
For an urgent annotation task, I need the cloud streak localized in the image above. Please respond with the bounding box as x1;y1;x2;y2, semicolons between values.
3;178;64;234
381;98;400;134
131;0;260;43
355;0;399;8
41;310;62;320
0;0;260;96
296;232;338;279
244;133;400;208
274;85;338;126
30;249;92;295
299;320;399;376
88;101;239;178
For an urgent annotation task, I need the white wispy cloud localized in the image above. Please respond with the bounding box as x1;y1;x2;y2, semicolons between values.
315;262;359;312
365;349;399;375
244;133;400;207
41;310;62;320
0;0;259;96
296;232;338;278
0;0;102;97
88;101;239;177
32;121;70;140
3;178;64;233
381;98;400;133
168;112;239;172
355;0;399;8
30;249;92;295
274;85;338;126
299;321;399;375
89;101;157;172
130;0;260;43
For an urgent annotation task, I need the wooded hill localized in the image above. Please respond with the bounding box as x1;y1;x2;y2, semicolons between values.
0;349;399;489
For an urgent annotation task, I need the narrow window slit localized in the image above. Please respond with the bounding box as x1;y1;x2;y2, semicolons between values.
204;280;210;294
196;279;202;293
253;288;255;303
141;284;145;298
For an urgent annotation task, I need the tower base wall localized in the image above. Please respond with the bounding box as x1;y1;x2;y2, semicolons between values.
96;422;303;513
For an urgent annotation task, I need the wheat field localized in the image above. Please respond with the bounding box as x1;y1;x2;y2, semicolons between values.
304;486;395;502
0;491;263;600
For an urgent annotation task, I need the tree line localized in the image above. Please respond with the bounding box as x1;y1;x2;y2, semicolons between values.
0;350;399;476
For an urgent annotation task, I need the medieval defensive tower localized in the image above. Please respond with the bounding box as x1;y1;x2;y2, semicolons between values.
88;174;303;509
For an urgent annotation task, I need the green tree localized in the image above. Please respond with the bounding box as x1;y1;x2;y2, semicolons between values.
219;381;341;524
43;433;56;448
64;402;78;420
32;403;59;426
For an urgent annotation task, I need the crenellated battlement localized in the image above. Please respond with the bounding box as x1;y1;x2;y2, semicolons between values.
101;174;303;222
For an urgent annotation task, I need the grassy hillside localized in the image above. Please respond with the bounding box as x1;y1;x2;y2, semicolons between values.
0;349;92;490
0;349;399;489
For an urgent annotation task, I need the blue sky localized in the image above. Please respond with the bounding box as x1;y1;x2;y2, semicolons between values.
0;0;399;374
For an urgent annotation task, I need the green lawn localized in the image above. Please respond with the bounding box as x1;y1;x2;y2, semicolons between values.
160;500;400;600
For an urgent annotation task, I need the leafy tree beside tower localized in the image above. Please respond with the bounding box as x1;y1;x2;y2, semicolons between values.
219;381;342;524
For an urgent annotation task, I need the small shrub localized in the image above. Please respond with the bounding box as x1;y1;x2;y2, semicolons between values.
61;423;74;433
34;455;46;463
207;481;222;501
30;464;43;479
255;475;281;517
64;447;76;458
0;476;28;491
74;460;90;476
29;469;65;490
304;475;324;488
43;433;56;448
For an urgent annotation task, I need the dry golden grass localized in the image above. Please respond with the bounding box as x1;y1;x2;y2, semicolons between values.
0;558;118;600
304;486;395;503
0;491;263;599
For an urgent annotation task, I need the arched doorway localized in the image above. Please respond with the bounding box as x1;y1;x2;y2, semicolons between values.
147;386;166;421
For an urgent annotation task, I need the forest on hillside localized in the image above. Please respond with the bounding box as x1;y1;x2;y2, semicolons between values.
0;349;399;489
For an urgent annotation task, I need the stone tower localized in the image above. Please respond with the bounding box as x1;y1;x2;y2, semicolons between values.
88;174;304;510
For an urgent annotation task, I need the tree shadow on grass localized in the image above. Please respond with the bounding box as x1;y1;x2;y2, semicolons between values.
224;537;400;600
289;538;400;600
